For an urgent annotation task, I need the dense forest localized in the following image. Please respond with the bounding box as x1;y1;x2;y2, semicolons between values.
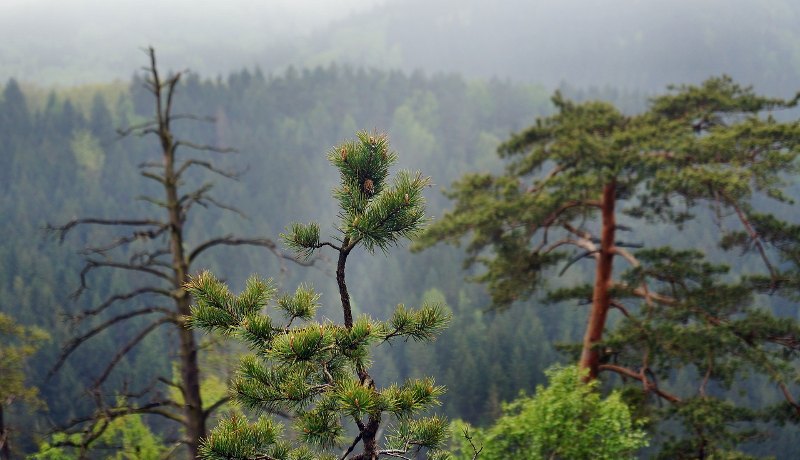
3;1;800;459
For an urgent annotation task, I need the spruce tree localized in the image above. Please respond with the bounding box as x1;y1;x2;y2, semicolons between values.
187;131;451;460
415;76;800;457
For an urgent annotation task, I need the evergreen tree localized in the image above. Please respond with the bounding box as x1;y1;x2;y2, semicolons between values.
46;48;312;459
187;131;451;460
415;76;800;457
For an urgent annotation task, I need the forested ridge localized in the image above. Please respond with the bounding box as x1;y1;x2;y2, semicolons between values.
2;54;800;458
0;66;564;456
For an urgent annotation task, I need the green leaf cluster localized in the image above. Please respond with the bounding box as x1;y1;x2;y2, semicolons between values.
451;365;648;460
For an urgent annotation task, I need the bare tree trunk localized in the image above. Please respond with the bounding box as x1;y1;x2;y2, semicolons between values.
580;180;616;380
0;405;10;460
162;120;205;458
178;295;204;459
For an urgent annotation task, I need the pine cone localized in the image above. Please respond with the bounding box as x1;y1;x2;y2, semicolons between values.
363;179;374;196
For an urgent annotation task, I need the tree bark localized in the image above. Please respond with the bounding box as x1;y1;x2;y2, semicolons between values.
0;405;9;460
579;180;616;380
163;112;204;458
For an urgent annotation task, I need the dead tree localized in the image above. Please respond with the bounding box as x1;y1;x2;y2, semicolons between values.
47;47;314;459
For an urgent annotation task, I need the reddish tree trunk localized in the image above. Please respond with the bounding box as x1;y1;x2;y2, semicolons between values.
579;180;616;380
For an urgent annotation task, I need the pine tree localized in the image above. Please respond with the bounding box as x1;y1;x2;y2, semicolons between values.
186;131;451;460
415;76;800;457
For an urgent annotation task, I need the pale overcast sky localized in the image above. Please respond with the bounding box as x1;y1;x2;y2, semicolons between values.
1;0;388;84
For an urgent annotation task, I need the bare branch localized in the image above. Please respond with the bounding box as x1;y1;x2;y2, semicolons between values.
47;218;165;243
176;159;243;181
599;364;681;403
340;433;363;460
69;287;174;324
463;425;483;460
174;140;236;154
73;259;174;299
81;224;170;255
612;246;639;267
187;236;317;271
699;347;713;398
170;114;216;123
718;189;778;283
526;163;566;194
115;120;159;137
141;170;166;185
610;300;632;318
48;307;175;381
90;317;175;390
202;396;231;419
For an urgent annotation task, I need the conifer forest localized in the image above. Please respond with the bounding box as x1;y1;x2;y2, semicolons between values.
3;1;800;459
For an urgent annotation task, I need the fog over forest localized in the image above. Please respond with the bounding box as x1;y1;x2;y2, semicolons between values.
4;0;799;94
4;1;800;459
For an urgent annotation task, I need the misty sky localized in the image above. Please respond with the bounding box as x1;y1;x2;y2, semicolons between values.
1;0;387;85
2;0;798;94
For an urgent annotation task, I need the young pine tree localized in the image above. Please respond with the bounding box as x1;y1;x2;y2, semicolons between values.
186;131;451;460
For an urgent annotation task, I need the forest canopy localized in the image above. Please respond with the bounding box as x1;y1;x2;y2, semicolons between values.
2;19;800;457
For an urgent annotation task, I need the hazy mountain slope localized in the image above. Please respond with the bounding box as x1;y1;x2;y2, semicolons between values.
0;0;385;85
284;0;800;93
5;0;798;94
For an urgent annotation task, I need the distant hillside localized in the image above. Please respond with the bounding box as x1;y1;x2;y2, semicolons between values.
0;0;385;85
4;0;799;98
280;0;800;94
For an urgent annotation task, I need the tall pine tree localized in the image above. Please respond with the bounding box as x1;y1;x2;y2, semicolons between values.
416;76;800;457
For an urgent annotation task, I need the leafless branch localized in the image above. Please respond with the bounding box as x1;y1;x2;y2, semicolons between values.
610;300;632;318
90;317;175;390
47;218;165;243
699;347;713;398
526;163;566;194
72;259;174;299
718;189;777;282
68;287;175;324
340;433;363;460
176;159;243;181
464;425;483;460
174;140;236;154
81;224;170;255
599;364;681;403
202;396;231;418
48;307;175;381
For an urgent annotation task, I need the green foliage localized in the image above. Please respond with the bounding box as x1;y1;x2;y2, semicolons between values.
1;313;49;457
31;413;167;460
188;132;450;459
0;313;49;406
418;75;800;458
450;365;648;460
